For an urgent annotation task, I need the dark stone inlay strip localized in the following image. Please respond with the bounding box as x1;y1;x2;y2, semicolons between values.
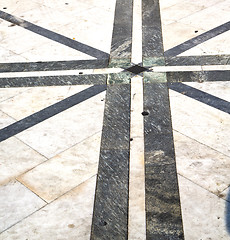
167;70;230;83
0;74;106;88
91;84;131;239
0;85;106;142
0;59;109;73
164;21;230;57
143;82;184;239
165;55;230;66
142;0;164;59
169;82;230;114
109;0;133;65
0;10;109;59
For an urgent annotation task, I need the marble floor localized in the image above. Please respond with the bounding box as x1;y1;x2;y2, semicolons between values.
0;0;229;239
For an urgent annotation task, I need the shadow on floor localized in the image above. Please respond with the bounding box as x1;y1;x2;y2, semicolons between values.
226;188;230;234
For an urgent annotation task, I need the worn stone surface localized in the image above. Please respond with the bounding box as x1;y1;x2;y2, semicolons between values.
143;82;184;239
0;75;107;88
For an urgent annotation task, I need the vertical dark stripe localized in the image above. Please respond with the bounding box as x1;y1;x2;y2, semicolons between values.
142;0;164;66
91;83;131;239
109;0;133;67
143;81;184;239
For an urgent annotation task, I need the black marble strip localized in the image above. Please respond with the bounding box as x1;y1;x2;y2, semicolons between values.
0;74;106;88
143;82;184;239
0;10;109;59
165;55;230;66
164;21;230;57
109;0;133;66
169;83;230;114
142;0;164;59
91;84;131;239
0;85;106;142
0;59;109;73
167;70;230;83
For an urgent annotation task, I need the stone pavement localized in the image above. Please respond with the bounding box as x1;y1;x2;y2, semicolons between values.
0;0;230;239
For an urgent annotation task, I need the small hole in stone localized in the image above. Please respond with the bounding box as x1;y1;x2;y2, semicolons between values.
79;72;83;75
3;7;7;9
100;220;107;226
142;111;149;116
130;138;133;141
65;3;69;5
195;30;198;33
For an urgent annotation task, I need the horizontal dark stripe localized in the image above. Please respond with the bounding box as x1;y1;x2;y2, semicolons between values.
0;74;107;88
165;55;230;66
0;59;109;73
0;85;106;142
167;70;230;83
169;82;230;114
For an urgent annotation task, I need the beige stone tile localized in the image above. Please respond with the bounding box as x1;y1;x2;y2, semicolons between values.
174;131;230;195
160;1;208;24
0;85;91;120
180;1;230;31
15;89;105;158
169;85;230;157
0;46;28;63
178;175;230;239
17;133;101;202
0;87;29;103
0;176;96;239
0;137;46;186
0;111;15;129
0;180;46;233
162;21;205;51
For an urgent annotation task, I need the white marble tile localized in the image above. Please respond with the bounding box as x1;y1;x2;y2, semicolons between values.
0;137;46;186
178;175;230;240
15;89;105;158
0;0;41;16
129;76;146;240
0;46;28;63
174;131;230;195
0;85;90;120
131;0;142;64
160;2;208;25
17;132;101;202
0;176;97;239
202;65;230;71
0;180;46;233
0;87;29;103
0;110;15;129
151;65;202;72
162;21;205;51
169;84;230;157
180;1;230;31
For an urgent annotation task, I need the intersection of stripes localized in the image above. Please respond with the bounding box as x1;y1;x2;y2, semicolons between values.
0;0;230;239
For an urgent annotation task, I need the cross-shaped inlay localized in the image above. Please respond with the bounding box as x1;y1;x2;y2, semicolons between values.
0;0;229;239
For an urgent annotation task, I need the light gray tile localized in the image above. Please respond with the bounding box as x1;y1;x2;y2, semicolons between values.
0;180;46;233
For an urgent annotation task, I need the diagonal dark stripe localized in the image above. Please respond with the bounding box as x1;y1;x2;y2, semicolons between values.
164;21;230;57
0;85;106;142
0;10;109;59
169;82;230;114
